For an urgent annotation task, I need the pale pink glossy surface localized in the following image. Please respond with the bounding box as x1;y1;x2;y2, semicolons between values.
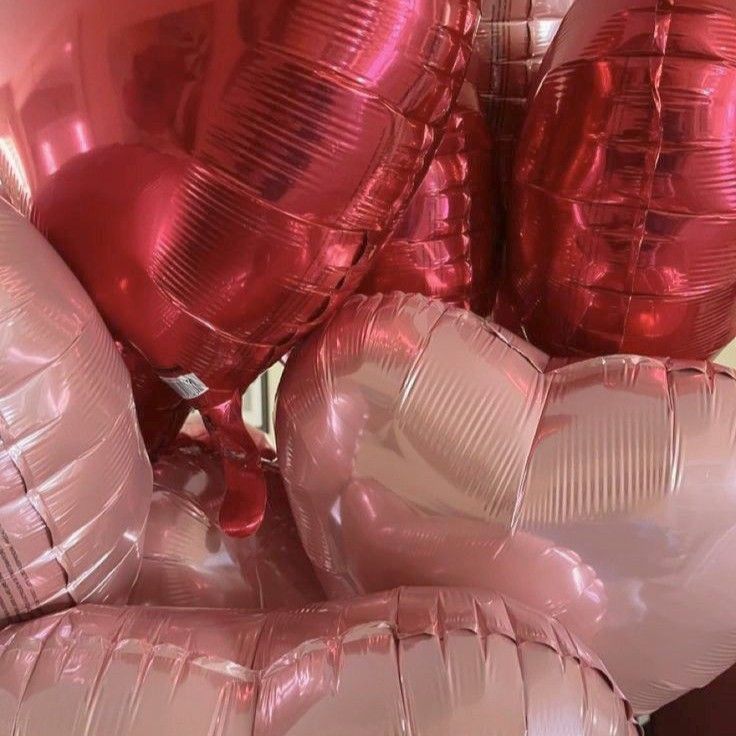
498;0;736;359
129;433;323;610
359;82;497;314
0;200;151;628
0;0;480;535
0;588;636;735
277;292;736;713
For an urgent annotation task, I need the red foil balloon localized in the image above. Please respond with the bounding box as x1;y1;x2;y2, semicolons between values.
180;412;277;462
277;292;736;713
0;588;637;735
359;82;497;314
0;200;151;628
129;430;323;610
120;344;189;459
468;0;573;199
0;0;479;537
499;0;736;359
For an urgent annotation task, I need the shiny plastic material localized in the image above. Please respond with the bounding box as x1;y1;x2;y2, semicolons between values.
0;200;151;628
0;0;479;536
359;83;497;314
121;344;189;459
468;0;573;199
129;432;323;610
277;292;736;713
499;0;736;359
0;588;637;735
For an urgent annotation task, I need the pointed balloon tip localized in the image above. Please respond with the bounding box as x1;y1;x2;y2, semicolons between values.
218;466;267;538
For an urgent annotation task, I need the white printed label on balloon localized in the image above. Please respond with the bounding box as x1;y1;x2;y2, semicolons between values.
160;373;209;400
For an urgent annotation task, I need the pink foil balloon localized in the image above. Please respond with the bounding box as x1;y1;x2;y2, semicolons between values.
0;200;151;628
0;588;637;735
498;0;736;359
129;431;323;610
0;0;479;536
468;0;573;199
277;292;736;713
359;82;497;314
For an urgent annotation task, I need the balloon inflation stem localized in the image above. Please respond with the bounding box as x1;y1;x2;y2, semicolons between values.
200;392;267;538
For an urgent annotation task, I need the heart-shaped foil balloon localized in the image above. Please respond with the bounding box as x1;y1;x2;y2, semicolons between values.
0;588;637;736
467;0;574;200
359;81;497;315
277;292;736;714
0;0;479;536
0;199;151;628
498;0;736;359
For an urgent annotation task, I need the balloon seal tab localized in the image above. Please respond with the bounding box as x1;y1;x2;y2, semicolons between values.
160;372;209;400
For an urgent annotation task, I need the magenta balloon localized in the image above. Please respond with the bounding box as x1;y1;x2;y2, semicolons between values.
0;588;636;735
468;0;574;199
0;0;481;537
359;82;498;314
129;433;323;610
277;292;736;713
0;200;151;627
498;0;736;359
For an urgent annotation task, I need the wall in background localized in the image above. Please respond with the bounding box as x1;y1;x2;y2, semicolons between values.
717;338;736;369
242;363;284;444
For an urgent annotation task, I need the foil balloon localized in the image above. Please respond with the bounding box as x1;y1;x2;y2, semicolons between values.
468;0;573;199
498;0;736;359
120;344;189;459
277;292;736;714
0;588;637;735
180;411;276;462
129;429;323;609
0;0;479;537
0;200;151;628
359;82;497;315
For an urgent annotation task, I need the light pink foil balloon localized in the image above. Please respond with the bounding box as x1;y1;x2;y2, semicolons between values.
359;82;497;314
0;588;637;735
277;292;736;713
468;0;573;198
129;433;323;609
0;200;151;628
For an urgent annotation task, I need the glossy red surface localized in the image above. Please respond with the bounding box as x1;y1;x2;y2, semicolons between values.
498;0;736;359
468;0;573;202
359;82;497;314
0;0;479;534
120;344;189;459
